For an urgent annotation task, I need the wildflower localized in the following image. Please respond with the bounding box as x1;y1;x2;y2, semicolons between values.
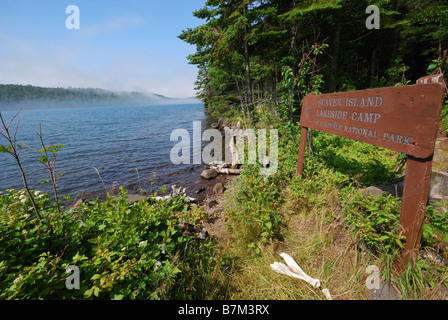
154;261;162;271
20;198;27;204
13;276;23;284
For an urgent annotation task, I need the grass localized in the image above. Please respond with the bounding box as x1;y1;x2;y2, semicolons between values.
205;124;448;300
215;170;373;300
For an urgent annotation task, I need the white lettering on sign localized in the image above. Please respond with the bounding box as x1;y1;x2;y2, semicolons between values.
316;110;348;120
317;98;342;107
346;96;383;107
351;112;382;124
316;96;383;108
300;83;444;158
383;132;413;145
344;126;378;139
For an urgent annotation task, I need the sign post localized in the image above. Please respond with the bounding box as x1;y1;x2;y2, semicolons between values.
296;75;445;271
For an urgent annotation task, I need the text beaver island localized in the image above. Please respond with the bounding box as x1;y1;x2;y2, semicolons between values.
313;95;412;145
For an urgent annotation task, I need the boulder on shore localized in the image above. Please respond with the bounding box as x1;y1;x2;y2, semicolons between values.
213;182;224;195
201;168;218;180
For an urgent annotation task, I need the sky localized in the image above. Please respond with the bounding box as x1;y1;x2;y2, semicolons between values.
0;0;205;98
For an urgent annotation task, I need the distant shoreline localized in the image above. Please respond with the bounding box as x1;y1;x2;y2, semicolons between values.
0;84;200;111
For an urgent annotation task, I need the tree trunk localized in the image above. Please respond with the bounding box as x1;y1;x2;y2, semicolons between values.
235;77;248;128
330;19;341;92
244;36;253;123
289;0;299;85
370;48;377;87
243;5;253;126
274;66;279;105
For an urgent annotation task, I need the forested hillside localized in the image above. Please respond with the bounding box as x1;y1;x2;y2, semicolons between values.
179;0;448;122
0;84;150;102
0;84;172;110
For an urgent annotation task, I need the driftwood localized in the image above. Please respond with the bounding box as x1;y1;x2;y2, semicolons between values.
207;160;242;175
150;185;196;202
210;166;242;175
151;195;196;202
201;126;246;177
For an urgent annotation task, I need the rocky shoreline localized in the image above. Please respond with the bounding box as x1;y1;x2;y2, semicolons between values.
69;116;241;242
123;117;241;242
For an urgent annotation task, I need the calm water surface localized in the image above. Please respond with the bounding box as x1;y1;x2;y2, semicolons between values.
0;103;213;199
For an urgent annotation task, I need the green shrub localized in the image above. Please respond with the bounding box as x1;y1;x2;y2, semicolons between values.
342;192;404;255
0;188;216;300
226;165;284;249
441;99;448;136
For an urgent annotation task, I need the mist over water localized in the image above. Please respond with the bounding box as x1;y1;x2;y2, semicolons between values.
0;103;211;200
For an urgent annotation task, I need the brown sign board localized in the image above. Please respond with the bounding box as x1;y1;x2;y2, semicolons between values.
299;83;444;158
296;76;445;272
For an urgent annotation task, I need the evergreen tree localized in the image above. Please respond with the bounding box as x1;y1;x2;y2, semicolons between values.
180;0;448;120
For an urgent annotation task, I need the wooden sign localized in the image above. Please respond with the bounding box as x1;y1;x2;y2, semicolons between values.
299;84;443;158
296;75;445;271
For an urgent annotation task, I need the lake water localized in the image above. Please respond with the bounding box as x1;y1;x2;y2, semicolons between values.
0;103;214;200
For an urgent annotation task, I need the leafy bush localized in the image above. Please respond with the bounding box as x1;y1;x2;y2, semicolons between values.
226;165;284;249
342;192;404;254
311;131;401;186
422;203;448;248
0;188;216;300
440;99;448;136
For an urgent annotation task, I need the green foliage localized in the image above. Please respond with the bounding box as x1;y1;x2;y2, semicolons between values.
440;97;448;136
380;59;411;87
422;203;448;247
223;119;448;297
0;110;43;221
226;165;284;250
180;0;448;298
181;0;448;117
311;131;401;186
395;261;426;300
277;66;296;122
342;192;404;254
0;188;217;300
276;66;297;137
427;58;448;75
297;43;328;97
